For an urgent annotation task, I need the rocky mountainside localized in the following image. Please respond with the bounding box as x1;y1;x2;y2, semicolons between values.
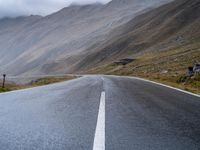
0;0;170;75
0;0;171;76
73;0;200;71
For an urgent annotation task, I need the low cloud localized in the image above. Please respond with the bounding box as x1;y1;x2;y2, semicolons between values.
0;0;111;18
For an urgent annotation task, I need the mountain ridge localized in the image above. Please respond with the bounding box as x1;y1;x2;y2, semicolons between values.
0;0;172;75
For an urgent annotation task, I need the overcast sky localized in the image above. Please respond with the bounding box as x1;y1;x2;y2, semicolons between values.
0;0;111;18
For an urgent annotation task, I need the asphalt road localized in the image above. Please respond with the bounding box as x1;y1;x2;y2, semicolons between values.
0;75;199;150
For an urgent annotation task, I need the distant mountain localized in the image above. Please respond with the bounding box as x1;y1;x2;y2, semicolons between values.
0;0;171;75
72;0;200;71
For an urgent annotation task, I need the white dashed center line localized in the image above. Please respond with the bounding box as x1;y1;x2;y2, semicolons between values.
93;91;105;150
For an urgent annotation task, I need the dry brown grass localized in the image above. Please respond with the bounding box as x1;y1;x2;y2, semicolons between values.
87;41;200;94
0;75;76;93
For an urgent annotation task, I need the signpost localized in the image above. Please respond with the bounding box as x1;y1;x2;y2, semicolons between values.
2;74;6;88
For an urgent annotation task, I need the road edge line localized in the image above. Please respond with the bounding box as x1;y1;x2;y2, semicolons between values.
102;75;200;98
123;76;200;98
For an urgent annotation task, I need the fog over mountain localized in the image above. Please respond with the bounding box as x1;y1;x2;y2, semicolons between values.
0;0;172;76
0;0;111;18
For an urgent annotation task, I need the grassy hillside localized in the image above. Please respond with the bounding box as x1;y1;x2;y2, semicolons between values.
79;0;200;94
87;40;200;94
74;0;200;73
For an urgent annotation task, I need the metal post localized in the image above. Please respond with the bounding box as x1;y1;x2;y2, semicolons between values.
2;74;6;88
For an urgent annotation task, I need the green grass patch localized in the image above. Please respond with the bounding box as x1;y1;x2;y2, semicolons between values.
0;87;11;92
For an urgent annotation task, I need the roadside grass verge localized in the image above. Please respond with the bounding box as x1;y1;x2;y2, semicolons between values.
0;75;77;93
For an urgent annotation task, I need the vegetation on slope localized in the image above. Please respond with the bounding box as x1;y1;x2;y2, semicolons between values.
87;40;200;94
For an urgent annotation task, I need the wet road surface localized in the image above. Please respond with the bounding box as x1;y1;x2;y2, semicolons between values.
0;75;199;150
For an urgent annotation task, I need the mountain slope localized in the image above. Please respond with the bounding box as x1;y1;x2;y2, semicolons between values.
80;0;200;93
0;0;171;76
73;0;200;71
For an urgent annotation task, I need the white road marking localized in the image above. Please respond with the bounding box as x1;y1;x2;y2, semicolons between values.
93;91;105;150
106;75;200;98
129;76;200;98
